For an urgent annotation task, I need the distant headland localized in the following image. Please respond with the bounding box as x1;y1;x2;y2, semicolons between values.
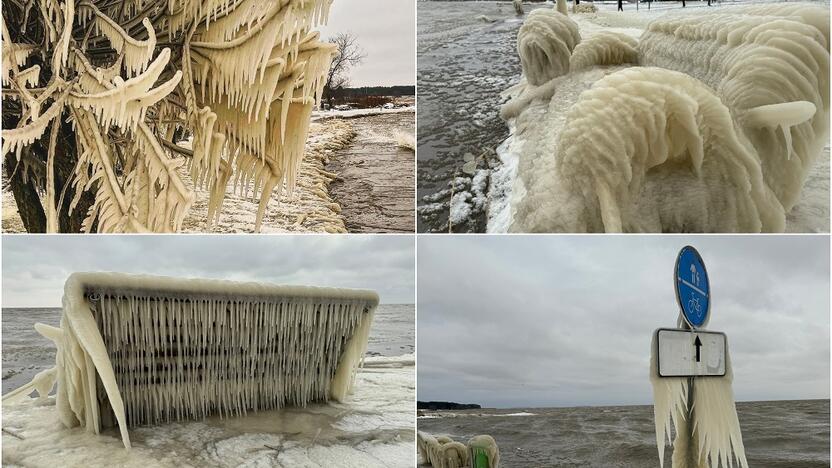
418;401;482;410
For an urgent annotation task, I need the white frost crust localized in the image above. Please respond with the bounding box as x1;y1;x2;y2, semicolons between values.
650;332;748;468
517;9;581;86
509;67;785;233
638;3;830;211
15;272;378;450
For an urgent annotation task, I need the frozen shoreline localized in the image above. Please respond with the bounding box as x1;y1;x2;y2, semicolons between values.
484;4;830;233
2;112;414;234
2;354;415;468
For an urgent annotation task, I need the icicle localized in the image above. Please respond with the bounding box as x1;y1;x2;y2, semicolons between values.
650;332;748;468
3;273;378;450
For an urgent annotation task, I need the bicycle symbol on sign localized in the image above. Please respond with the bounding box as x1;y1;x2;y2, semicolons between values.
688;295;701;314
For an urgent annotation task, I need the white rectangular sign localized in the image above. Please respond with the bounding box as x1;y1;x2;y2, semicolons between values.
656;328;726;377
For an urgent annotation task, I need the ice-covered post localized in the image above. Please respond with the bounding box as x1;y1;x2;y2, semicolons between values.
469;435;500;468
650;246;748;468
514;0;524;15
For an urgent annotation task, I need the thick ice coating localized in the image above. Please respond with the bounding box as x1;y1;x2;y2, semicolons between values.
499;3;828;233
517;10;581;86
418;432;499;468
3;0;336;233
638;3;830;211
469;434;501;468
570;31;638;71
650;332;748;468
5;272;378;450
509;67;785;233
417;433;470;468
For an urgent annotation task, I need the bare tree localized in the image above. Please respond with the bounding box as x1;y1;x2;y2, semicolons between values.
323;33;366;109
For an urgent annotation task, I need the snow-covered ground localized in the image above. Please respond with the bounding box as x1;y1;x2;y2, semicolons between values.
2;354;415;468
485;2;830;233
180;119;356;233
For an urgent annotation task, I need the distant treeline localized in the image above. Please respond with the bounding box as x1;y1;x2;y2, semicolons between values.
418;401;482;410
335;85;415;98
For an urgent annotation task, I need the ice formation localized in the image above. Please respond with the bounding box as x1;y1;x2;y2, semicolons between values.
469;435;501;468
650;332;748;468
510;67;785;232
569;32;638;71
418;432;500;468
499;3;829;233
3;353;415;467
2;0;336;233
418;433;470;468
4;272;378;450
572;3;597;14
514;0;524;16
639;4;830;212
517;10;581;86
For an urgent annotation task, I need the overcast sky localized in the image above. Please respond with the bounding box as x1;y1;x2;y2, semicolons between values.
418;236;830;408
317;0;415;87
2;236;414;307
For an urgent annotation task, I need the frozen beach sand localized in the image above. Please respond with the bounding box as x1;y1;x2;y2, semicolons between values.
3;354;415;468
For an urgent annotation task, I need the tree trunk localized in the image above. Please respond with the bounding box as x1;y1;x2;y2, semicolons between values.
3;117;94;233
4;152;47;233
54;119;96;233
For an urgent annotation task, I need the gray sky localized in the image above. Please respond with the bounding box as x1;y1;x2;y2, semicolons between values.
418;236;830;408
317;0;415;87
2;236;414;307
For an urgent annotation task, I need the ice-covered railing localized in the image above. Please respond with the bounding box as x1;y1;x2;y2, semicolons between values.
3;272;378;450
418;432;500;468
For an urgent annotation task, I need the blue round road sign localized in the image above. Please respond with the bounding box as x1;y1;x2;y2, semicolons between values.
675;246;710;328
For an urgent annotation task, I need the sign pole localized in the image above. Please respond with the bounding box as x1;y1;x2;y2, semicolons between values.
676;245;708;460
681;320;696;460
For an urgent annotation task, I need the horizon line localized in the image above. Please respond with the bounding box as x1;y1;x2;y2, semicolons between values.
418;396;831;410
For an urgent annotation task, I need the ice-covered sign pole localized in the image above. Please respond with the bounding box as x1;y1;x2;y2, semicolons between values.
2;0;336;232
650;247;747;468
2;273;378;450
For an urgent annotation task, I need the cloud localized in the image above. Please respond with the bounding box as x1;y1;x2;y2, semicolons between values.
2;235;414;307
317;0;415;87
417;236;829;408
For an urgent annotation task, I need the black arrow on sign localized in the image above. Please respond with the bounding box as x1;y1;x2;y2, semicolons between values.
694;336;702;362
